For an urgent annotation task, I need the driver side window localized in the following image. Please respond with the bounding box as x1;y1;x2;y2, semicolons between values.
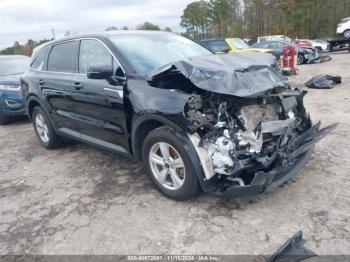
79;39;123;76
258;42;269;48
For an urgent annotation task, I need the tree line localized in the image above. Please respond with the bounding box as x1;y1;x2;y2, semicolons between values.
0;22;171;56
0;39;52;56
180;0;350;40
2;1;349;56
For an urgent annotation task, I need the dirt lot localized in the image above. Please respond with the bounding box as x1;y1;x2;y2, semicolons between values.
0;52;349;256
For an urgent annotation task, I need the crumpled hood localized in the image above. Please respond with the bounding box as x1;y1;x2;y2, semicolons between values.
147;52;289;98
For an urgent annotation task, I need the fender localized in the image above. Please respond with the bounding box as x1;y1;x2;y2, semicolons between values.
131;113;184;156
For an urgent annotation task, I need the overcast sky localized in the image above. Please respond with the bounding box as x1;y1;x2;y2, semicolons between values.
0;0;195;49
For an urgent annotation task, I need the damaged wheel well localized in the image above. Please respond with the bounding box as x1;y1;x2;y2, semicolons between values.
27;98;41;119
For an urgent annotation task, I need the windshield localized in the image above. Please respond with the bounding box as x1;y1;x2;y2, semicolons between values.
0;56;30;76
203;40;229;53
227;38;249;49
340;18;350;23
109;34;212;74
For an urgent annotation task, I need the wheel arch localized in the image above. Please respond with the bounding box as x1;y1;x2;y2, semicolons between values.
26;96;55;128
26;95;42;120
131;114;184;160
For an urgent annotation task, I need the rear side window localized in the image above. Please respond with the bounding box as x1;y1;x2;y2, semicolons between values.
48;41;77;73
31;47;50;70
79;39;113;74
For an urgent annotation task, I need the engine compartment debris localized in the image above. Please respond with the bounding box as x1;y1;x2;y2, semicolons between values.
305;74;342;89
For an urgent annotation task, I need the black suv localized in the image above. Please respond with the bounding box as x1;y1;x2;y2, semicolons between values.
21;31;331;201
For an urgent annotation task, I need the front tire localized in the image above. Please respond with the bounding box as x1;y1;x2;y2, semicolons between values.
142;127;202;201
32;106;63;149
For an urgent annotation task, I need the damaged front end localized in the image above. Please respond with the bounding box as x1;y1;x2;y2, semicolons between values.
185;90;334;197
148;53;335;197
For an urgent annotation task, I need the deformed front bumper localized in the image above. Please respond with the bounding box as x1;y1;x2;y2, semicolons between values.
209;123;337;197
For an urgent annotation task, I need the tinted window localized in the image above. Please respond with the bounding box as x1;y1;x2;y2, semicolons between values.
31;47;50;70
79;39;113;74
48;41;77;73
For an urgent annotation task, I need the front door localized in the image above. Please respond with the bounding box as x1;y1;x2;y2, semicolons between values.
70;39;129;153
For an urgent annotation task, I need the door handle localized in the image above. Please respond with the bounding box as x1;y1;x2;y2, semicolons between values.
72;82;83;90
37;79;45;85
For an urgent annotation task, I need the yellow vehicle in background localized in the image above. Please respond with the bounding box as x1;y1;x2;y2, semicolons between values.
199;38;273;54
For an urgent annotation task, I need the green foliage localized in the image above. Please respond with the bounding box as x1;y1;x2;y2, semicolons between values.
180;0;211;39
181;0;350;39
136;22;161;30
0;39;51;56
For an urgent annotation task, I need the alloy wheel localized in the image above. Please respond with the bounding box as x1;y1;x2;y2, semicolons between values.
35;113;50;143
149;142;185;190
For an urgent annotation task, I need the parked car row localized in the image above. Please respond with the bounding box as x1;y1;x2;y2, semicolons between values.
199;38;273;54
1;31;332;201
199;36;321;65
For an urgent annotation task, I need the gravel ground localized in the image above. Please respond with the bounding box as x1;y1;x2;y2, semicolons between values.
0;52;349;256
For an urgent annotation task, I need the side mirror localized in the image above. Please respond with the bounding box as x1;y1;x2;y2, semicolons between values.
87;65;113;80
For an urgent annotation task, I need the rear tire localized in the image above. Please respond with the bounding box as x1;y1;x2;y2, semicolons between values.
0;110;10;125
142;126;202;201
32;106;63;149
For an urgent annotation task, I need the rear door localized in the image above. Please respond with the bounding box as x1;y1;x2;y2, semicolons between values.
44;41;78;131
70;38;129;153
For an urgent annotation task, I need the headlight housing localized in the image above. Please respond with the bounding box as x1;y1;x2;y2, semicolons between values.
0;84;21;91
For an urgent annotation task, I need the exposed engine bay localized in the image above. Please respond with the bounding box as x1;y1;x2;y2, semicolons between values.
184;89;312;182
147;52;336;196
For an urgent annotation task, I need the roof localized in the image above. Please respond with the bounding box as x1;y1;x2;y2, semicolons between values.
33;30;177;54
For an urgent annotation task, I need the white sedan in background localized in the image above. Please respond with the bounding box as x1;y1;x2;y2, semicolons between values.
297;39;329;51
337;17;350;38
